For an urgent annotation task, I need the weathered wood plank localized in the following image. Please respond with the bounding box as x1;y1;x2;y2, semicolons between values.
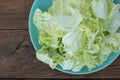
0;18;28;30
0;0;33;14
0;30;120;78
0;0;33;29
0;30;31;58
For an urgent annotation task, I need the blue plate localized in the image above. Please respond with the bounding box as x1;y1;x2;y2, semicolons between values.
29;0;120;75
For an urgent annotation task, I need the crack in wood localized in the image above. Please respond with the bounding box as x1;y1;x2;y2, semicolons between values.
9;39;25;56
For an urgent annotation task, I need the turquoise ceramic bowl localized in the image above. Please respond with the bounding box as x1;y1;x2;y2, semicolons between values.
29;0;120;75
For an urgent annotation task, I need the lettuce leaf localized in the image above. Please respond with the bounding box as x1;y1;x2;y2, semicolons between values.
36;46;64;68
48;0;83;32
62;29;83;56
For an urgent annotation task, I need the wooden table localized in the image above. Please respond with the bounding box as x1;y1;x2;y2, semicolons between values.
0;0;120;78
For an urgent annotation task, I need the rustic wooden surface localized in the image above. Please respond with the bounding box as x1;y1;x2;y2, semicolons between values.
0;0;120;78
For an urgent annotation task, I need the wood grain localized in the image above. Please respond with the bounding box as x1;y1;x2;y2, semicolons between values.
0;0;120;78
0;0;32;29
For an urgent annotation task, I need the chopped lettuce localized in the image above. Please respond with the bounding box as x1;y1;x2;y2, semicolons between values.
33;0;120;72
62;29;83;56
48;0;83;32
107;11;120;33
91;0;108;20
